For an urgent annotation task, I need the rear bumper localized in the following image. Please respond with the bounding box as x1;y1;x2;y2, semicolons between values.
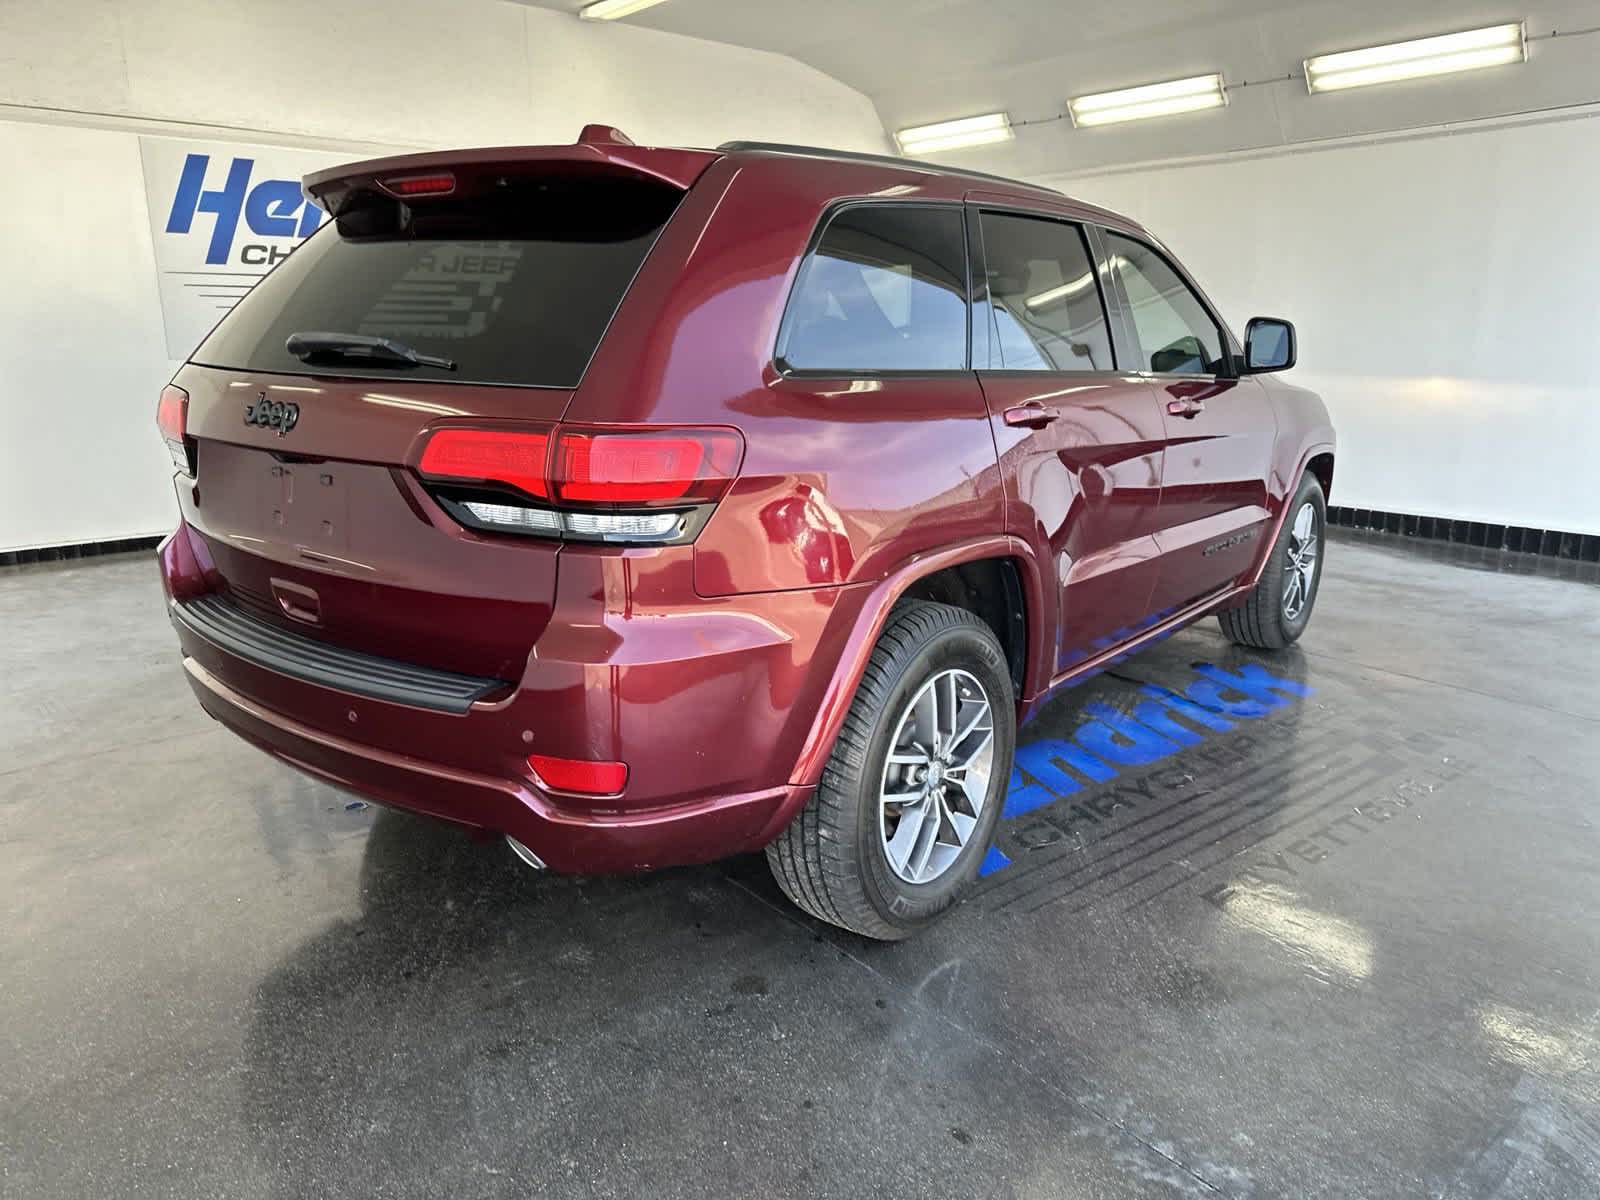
158;519;853;871
180;654;806;873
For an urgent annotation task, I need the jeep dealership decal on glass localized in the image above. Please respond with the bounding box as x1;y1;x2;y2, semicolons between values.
139;137;344;359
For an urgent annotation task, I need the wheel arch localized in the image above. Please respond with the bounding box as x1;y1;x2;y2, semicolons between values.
1246;442;1335;589
1307;451;1335;502
778;536;1047;800
897;557;1030;695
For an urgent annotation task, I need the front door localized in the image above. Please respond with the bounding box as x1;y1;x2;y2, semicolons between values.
970;207;1168;679
1101;231;1276;612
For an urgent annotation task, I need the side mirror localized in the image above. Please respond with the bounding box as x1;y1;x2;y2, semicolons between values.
1243;317;1295;373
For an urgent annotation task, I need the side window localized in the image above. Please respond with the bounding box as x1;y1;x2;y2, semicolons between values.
1105;233;1225;375
776;205;967;372
978;212;1114;371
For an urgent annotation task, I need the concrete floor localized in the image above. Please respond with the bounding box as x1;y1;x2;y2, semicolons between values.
4;532;1599;1199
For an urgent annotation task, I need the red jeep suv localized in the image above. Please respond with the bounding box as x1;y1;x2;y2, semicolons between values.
156;127;1334;939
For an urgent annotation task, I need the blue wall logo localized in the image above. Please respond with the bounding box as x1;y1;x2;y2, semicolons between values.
164;153;326;266
141;137;343;358
981;662;1313;877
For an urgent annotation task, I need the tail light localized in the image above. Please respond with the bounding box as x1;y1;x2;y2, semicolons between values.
415;424;743;545
156;385;193;474
553;430;740;505
419;429;549;498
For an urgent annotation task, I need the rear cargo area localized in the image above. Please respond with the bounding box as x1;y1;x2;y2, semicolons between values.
167;152;710;681
182;425;561;680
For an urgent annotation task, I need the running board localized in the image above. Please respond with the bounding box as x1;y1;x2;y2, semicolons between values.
1031;584;1241;709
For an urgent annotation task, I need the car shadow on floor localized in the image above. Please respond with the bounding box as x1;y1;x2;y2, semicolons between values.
238;807;802;1194
234;637;1330;1196
236;803;1190;1199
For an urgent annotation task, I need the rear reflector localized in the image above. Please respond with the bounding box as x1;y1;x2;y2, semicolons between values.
527;753;628;795
419;428;550;499
381;173;456;197
553;429;742;505
156;384;191;473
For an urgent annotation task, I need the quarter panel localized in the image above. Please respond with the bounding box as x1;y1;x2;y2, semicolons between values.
693;373;1003;596
564;155;1007;598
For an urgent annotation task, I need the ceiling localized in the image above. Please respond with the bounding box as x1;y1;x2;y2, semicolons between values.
523;0;1600;179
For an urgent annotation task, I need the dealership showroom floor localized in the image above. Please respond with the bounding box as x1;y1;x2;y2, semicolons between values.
4;534;1597;1198
7;2;1600;1199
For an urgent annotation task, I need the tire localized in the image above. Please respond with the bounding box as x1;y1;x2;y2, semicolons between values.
1218;472;1327;649
765;600;1016;940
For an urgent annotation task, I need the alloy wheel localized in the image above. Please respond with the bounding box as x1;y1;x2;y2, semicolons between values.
1283;501;1319;621
878;668;995;884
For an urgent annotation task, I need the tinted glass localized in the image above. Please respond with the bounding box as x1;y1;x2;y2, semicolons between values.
1106;233;1225;375
192;176;682;388
777;205;967;372
979;212;1113;371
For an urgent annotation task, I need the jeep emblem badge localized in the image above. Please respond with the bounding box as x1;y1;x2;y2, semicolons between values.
244;392;299;437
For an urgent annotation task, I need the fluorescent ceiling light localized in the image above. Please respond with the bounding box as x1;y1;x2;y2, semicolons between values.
1025;271;1095;310
895;113;1014;156
1069;74;1227;128
579;0;670;20
1304;23;1526;93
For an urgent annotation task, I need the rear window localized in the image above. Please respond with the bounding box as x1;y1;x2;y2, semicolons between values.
776;204;968;373
978;212;1114;372
192;174;683;388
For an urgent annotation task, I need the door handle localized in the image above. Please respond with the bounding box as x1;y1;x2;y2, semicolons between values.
1167;397;1205;418
1003;403;1060;429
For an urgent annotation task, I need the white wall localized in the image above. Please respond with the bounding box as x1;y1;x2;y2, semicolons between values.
1049;112;1600;536
0;0;890;553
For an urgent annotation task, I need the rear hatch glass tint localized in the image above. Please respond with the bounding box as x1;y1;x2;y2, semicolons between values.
191;174;683;388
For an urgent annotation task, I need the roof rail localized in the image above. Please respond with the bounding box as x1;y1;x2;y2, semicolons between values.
715;140;1061;196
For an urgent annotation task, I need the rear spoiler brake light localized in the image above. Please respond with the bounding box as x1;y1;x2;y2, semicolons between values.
303;132;719;215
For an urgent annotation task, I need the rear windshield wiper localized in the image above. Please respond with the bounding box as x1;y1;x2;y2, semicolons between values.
285;331;457;372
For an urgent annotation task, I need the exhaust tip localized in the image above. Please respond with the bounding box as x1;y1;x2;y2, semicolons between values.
505;835;547;870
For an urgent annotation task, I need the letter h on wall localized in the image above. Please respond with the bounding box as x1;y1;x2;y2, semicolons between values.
167;154;255;266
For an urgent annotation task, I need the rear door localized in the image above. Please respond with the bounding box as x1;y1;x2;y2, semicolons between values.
173;162;692;679
970;205;1168;677
1100;231;1277;611
766;200;998;585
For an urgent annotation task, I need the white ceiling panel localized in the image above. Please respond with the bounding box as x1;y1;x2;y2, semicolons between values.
520;0;1600;175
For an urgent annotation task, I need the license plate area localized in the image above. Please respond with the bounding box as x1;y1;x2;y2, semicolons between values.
184;439;561;677
259;460;352;557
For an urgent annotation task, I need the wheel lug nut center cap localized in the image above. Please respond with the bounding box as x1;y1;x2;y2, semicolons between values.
927;761;945;787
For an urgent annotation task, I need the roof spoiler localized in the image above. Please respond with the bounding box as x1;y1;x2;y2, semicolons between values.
302;125;718;214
